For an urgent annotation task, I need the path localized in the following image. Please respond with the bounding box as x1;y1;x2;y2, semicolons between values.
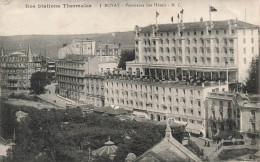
189;136;215;155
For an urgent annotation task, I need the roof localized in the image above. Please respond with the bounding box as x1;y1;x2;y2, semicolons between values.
236;93;260;109
96;43;120;50
93;106;128;115
140;20;258;33
10;51;26;56
61;54;96;62
135;119;202;162
92;140;118;157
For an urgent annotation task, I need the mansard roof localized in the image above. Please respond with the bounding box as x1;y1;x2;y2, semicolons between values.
140;20;258;33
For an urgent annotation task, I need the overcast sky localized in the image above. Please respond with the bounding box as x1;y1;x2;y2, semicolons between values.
0;0;259;36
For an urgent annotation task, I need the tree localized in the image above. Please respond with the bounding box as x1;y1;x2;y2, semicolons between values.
30;72;49;94
243;56;260;94
118;49;135;70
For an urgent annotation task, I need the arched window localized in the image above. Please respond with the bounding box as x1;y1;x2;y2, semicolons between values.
151;114;154;120
157;115;161;121
128;67;132;75
136;68;141;77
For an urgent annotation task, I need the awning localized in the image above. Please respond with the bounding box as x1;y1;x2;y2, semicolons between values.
133;111;149;119
185;124;203;135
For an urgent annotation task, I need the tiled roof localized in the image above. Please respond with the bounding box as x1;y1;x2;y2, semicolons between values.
140;20;258;33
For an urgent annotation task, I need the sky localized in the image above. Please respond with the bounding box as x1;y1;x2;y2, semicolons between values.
0;0;259;36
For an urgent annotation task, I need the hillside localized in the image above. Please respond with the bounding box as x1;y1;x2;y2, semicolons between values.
0;31;135;58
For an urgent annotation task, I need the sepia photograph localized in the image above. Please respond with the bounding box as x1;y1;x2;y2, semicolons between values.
0;0;259;161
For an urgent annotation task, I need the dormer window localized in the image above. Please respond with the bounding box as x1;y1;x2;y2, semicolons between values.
201;31;204;35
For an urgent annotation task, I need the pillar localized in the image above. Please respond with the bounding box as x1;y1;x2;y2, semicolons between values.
226;69;229;83
155;68;158;79
161;69;164;79
168;69;170;80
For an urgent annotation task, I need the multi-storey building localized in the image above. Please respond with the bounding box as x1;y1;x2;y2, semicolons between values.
56;54;94;101
56;40;121;106
58;39;96;59
0;46;42;96
127;19;259;83
104;19;259;137
206;92;237;138
47;59;56;80
206;92;260;138
236;94;260;134
85;75;105;107
105;75;228;136
96;42;121;56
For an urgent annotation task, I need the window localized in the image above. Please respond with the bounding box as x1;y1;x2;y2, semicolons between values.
161;32;163;36
187;31;190;36
252;47;254;53
224;30;227;34
243;29;245;36
244;58;247;64
198;100;201;106
198;111;201;116
244;48;246;54
251;38;254;43
167;32;169;36
191;110;193;114
251;29;253;35
184;109;186;113
201;31;204;35
194;31;196;35
195;57;197;63
216;30;219;35
216;47;219;54
243;38;246;44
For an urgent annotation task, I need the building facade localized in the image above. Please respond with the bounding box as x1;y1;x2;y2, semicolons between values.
236;94;260;134
127;20;259;84
56;54;92;101
58;39;96;59
85;75;105;107
0;46;42;97
56;40;121;106
206;92;260;138
47;60;56;80
105;74;228;136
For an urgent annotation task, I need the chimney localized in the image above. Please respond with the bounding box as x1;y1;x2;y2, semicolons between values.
200;17;203;22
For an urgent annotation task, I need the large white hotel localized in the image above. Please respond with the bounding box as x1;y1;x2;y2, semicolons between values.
105;19;259;136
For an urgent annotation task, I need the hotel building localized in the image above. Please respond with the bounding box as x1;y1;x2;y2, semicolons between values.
127;19;259;83
0;46;42;97
105;75;228;136
104;19;259;136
